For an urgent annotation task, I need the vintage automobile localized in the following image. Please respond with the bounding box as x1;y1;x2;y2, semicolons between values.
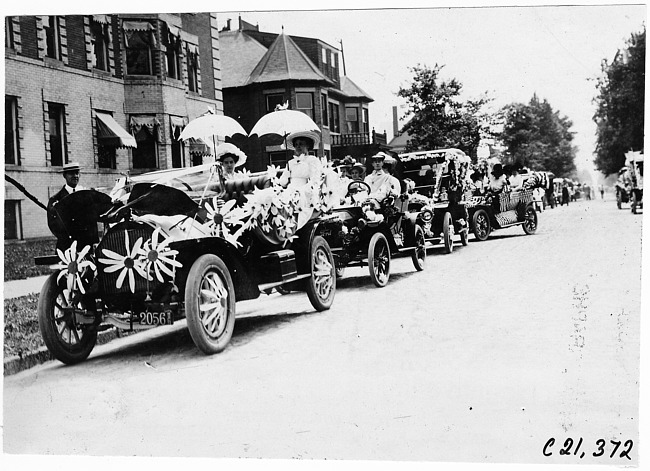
625;150;644;214
465;186;539;241
36;163;340;364
325;179;426;288
400;148;471;253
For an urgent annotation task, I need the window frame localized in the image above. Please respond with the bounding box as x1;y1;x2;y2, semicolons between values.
328;101;340;133
44;15;62;60
131;121;159;170
321;93;328;127
165;30;183;80
5;96;21;165
346;106;359;133
4;200;22;240
266;93;285;113
296;92;314;120
186;46;199;92
5;16;15;49
91;20;111;72
47;102;67;167
125;28;154;76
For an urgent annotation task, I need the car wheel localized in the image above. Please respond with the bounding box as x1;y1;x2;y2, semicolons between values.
522;206;538;235
368;232;390;287
411;224;426;271
472;209;491;241
443;212;454;253
305;236;336;311
38;272;97;365
185;254;236;354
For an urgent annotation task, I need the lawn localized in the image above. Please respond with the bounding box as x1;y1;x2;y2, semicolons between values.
3;294;42;358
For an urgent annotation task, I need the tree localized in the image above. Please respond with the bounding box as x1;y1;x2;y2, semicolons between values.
593;27;645;176
499;95;577;177
397;64;493;159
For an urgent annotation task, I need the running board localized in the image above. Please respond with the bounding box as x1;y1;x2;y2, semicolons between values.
258;273;311;292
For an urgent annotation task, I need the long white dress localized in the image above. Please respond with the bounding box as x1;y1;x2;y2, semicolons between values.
278;154;323;228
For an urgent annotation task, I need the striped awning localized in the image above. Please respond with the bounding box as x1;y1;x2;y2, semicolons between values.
122;20;153;32
170;116;187;139
189;138;211;156
167;24;181;38
96;112;137;148
92;14;110;25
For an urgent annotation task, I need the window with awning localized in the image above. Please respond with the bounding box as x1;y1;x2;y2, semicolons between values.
130;115;161;140
131;115;160;169
96;112;136;147
123;20;156;75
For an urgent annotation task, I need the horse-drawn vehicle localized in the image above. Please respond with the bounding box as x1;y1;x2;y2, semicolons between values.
399;148;471;253
325;179;426;287
36;163;340;364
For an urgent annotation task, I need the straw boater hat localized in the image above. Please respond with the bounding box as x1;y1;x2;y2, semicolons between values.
59;162;81;173
284;130;321;150
216;143;247;168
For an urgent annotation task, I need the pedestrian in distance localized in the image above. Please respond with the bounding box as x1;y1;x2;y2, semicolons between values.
561;183;570;206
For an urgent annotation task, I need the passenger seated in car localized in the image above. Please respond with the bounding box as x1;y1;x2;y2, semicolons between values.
362;152;395;222
216;143;247;180
488;163;508;193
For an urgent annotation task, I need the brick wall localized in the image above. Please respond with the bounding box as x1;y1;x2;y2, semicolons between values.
18;16;38;59
65;15;87;71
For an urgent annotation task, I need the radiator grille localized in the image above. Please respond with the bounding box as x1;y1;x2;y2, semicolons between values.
96;222;156;295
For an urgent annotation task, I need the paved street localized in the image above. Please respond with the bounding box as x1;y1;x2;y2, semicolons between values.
3;198;643;465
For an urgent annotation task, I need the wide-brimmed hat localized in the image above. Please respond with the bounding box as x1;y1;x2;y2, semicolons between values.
59;162;81;173
349;162;365;174
491;163;504;177
284;130;321;150
383;155;397;167
370;151;390;161
216;143;247;168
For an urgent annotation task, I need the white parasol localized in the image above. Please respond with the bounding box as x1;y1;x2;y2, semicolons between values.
179;114;247;156
249;108;319;139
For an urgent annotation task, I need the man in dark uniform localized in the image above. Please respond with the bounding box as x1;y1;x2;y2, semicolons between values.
47;162;98;251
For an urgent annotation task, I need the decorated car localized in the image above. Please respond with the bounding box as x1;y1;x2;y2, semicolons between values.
36;162;340;364
400;148;471;253
324;177;427;288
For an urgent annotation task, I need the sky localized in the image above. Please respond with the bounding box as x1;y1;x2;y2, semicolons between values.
4;1;646;180
233;3;645;180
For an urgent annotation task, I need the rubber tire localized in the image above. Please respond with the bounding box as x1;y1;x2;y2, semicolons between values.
368;232;391;287
631;192;637;214
305;235;336;311
185;254;236;354
37;272;97;365
443;212;454;253
522;206;538;235
460;228;469;246
617;191;622;209
411;224;426;271
472;209;491;241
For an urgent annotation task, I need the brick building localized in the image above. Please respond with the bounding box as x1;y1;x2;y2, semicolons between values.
4;13;223;241
219;17;387;172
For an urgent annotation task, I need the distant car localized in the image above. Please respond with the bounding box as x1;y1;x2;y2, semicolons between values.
36;164;340;364
465;188;538;241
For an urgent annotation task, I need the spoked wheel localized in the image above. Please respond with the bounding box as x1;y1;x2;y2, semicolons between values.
306;236;336;311
38;272;97;365
185;254;236;354
617;191;622;209
460;228;469;246
472;209;491;241
522;206;538;235
368;232;391;287
443;212;454;253
411;224;426;271
631;192;637;214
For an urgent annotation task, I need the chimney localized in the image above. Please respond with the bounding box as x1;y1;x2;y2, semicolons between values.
392;106;399;137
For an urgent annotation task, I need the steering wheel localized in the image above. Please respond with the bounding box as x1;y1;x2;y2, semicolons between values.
347;180;371;196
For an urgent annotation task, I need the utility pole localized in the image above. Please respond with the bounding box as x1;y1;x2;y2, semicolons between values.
339;39;347;76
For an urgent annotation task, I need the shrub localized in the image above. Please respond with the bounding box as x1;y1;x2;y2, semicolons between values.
4;239;57;282
3;294;42;358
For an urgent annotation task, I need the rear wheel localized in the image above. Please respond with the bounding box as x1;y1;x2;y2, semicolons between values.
522;206;538;235
185;254;236;354
38;272;97;365
305;236;336;311
472;209;491;241
411;224;426;271
368;232;390;287
443;212;454;253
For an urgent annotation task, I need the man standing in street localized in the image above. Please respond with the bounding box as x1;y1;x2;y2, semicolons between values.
47;162;95;250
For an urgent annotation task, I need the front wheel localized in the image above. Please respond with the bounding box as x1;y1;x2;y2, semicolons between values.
443;212;454;253
306;236;336;311
472;209;491;241
617;190;622;209
522;206;538;234
411;224;426;271
368;232;390;287
38;272;97;365
185;254;236;354
631;192;637;214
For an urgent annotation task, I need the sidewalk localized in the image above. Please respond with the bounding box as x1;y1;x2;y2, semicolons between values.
3;275;49;299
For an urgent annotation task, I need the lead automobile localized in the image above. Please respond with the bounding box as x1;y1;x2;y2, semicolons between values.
36;163;339;364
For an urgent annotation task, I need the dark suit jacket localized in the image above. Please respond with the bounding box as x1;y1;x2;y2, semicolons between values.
47;186;99;251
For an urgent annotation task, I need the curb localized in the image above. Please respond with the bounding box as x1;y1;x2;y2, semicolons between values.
3;328;128;376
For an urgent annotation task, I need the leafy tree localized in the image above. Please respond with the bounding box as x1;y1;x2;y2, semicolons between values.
593;27;645;176
499;95;577;177
397;64;493;159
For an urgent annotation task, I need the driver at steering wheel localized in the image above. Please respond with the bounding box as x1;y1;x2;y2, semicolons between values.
364;152;395;206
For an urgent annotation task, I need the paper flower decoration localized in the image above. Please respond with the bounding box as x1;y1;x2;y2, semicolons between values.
98;230;147;293
54;240;96;294
139;227;182;283
203;196;250;247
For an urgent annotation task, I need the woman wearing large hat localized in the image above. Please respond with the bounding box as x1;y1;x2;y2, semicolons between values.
215;143;247;179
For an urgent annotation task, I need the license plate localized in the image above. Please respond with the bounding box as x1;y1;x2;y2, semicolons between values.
138;311;173;326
